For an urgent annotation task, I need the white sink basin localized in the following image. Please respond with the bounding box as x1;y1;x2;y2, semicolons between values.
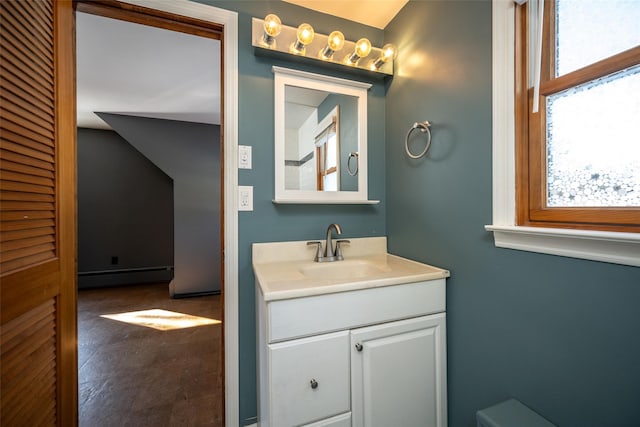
252;237;450;301
299;259;390;280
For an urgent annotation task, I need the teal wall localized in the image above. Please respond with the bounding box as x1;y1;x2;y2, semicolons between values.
198;1;639;425
202;1;386;424
385;2;640;426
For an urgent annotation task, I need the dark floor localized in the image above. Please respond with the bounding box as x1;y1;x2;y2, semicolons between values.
78;283;223;426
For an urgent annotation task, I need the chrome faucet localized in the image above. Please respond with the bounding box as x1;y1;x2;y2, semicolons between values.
324;223;341;258
307;223;350;262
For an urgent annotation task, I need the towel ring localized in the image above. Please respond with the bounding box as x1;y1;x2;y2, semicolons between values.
405;121;432;159
347;152;359;176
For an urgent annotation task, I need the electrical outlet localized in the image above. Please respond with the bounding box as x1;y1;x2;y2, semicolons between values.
239;185;253;211
239;145;252;169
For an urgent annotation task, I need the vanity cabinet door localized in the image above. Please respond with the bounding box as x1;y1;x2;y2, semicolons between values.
269;331;350;427
350;313;447;427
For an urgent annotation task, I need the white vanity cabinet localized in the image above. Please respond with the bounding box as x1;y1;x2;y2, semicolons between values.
256;279;448;427
267;331;351;426
350;314;447;427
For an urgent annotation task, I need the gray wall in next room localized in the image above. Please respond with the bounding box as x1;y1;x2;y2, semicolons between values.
77;127;174;288
100;113;222;296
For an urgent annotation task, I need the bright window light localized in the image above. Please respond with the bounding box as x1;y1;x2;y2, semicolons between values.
100;309;221;331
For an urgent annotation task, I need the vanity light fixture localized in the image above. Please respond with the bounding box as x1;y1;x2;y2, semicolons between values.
319;30;345;60
262;14;282;47
251;17;396;76
371;43;398;70
345;38;372;65
291;23;314;54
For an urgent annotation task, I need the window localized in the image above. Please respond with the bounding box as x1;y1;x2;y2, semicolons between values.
515;0;640;232
487;0;640;267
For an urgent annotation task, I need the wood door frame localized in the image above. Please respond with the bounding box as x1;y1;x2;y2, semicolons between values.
71;1;239;425
58;2;79;423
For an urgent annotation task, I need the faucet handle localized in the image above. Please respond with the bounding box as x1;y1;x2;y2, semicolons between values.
335;239;350;261
306;241;323;261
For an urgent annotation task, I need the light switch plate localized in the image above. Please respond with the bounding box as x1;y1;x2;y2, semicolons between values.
239;185;253;211
239;145;252;169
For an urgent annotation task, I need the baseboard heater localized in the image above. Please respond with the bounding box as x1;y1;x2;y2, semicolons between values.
78;266;174;276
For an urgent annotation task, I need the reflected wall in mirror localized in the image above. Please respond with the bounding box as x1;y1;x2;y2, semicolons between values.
274;66;375;204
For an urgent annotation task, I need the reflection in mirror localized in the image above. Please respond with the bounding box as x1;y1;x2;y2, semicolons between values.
315;106;339;191
285;85;359;192
274;66;376;204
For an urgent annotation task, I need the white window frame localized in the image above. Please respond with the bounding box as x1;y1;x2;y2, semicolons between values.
485;0;640;267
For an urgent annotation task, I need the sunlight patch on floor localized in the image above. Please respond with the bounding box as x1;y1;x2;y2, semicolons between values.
100;309;221;330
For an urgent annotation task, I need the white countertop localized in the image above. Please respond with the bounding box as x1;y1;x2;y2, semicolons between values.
253;237;450;301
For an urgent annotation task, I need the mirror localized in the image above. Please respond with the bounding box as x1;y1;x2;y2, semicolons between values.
273;66;376;203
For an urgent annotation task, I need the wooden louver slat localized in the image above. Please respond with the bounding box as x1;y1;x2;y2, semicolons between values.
1;210;55;222
1;106;55;141
0;218;55;233
1;169;54;187
0;251;54;274
1;85;55;127
1;201;55;211
2;1;55;56
0;180;55;196
1;72;55;118
0;149;55;172
0;63;52;108
18;0;54;34
1;226;55;243
0;41;54;103
7;0;53;55
2;118;57;152
1;234;55;253
1;302;55;361
1;0;56;276
0;298;57;425
0;10;54;87
2;339;56;403
0;13;54;82
0;159;55;179
0;190;55;202
1;241;55;262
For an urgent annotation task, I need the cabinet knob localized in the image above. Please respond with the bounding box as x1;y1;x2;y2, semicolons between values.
355;343;363;352
310;379;318;389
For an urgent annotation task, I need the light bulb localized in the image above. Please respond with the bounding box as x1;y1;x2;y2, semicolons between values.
291;23;314;54
355;38;372;58
328;31;345;51
320;30;345;59
381;43;398;61
262;14;282;47
371;43;398;69
345;38;372;65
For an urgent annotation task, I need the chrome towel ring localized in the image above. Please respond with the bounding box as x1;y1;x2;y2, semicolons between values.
347;152;359;176
405;121;432;159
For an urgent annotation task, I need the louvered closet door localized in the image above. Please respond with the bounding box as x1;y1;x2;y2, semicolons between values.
1;0;77;425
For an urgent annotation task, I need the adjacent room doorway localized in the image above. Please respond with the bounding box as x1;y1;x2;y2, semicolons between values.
75;1;226;424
